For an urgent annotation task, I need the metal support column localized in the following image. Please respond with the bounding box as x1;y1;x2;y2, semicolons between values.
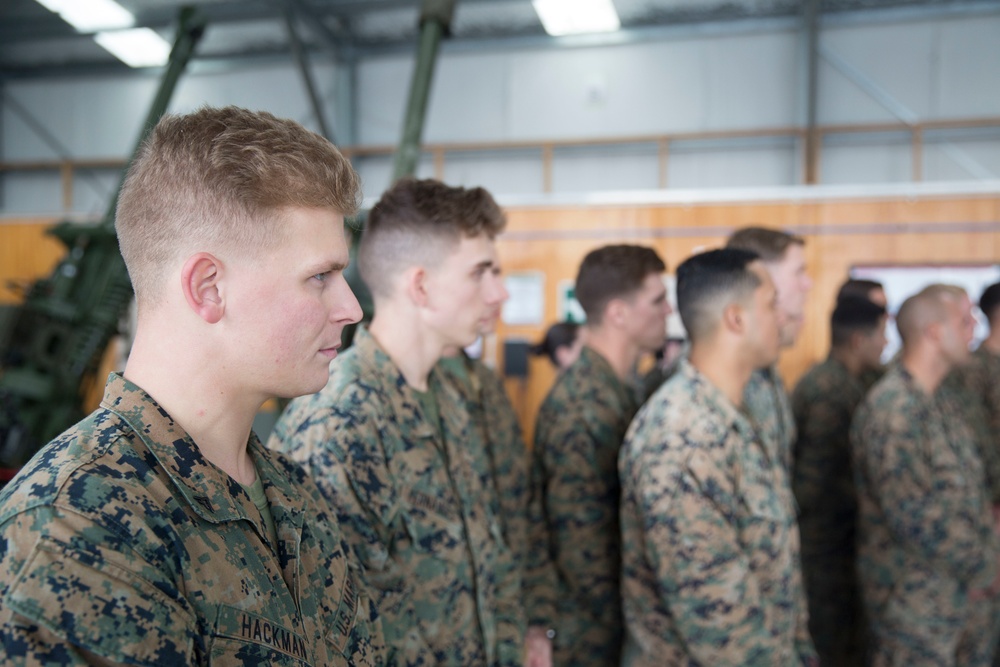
391;0;458;181
283;6;333;141
803;0;820;184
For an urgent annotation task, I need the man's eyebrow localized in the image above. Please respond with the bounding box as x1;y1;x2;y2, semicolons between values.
306;260;349;274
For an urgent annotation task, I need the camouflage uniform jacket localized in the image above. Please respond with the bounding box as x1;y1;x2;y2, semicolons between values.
0;373;384;666
619;359;816;666
529;346;638;665
791;356;866;555
850;365;999;641
744;366;796;477
952;346;1000;504
269;328;520;667
437;355;557;632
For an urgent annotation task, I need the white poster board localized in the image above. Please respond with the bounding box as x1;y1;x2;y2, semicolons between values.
501;272;545;326
850;263;1000;362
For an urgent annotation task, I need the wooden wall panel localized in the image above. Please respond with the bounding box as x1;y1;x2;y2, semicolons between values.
5;198;1000;443
496;194;1000;442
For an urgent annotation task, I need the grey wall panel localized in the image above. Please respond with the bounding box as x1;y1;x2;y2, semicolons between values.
821;141;913;184
551;144;660;193
666;143;798;189
442;150;546;196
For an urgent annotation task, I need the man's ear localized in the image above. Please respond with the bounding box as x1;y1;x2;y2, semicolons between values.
404;266;429;308
849;330;866;352
721;302;745;335
925;320;944;346
181;253;225;324
605;298;629;328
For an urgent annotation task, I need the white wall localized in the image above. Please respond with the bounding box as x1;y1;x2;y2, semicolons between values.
3;9;999;215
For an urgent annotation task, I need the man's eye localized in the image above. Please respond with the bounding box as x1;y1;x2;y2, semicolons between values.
313;272;330;282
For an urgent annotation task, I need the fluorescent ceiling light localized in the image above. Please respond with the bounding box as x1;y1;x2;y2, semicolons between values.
35;0;134;32
95;28;171;68
532;0;621;36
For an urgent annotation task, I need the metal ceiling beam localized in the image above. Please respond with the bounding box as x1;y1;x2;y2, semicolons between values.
803;0;820;184
3;1;998;81
283;3;334;141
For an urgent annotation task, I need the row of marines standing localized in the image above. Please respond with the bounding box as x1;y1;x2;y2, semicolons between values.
1;105;998;666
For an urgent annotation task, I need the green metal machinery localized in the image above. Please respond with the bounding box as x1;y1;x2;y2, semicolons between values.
0;7;206;479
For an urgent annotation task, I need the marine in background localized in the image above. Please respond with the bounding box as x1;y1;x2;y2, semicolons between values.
851;284;1000;667
530;244;669;667
270;178;522;666
620;248;818;666
531;320;585;372
438;311;560;667
792;296;888;667
837;277;889;390
726;227;812;476
952;281;1000;506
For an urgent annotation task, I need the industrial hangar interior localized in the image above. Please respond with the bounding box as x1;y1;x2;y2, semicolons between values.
1;0;1000;665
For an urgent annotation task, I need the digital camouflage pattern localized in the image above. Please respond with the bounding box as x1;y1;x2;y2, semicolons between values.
951;346;1000;504
619;359;817;666
269;327;520;667
791;357;867;667
744;366;796;477
437;353;558;647
0;373;385;666
851;365;1000;666
529;345;638;666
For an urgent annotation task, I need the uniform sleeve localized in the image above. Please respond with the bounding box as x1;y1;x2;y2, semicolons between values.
955;365;1000;505
638;447;793;665
791;554;819;666
480;369;551;633
851;401;992;586
791;382;851;520
0;507;198;666
534;407;620;619
525;441;560;630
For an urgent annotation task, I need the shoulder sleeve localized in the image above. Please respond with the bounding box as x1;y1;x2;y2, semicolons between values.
0;507;197;666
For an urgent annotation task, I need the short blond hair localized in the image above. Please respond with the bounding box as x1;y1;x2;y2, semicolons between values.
116;106;360;304
727;227;804;263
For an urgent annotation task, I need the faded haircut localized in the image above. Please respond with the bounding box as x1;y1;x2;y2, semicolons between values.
896;284;967;346
676;247;762;343
726;226;804;263
831;296;887;348
358;178;506;299
575;245;666;325
837;278;884;304
116;106;360;305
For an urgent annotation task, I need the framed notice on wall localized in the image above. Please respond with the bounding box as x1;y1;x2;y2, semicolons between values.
850;263;1000;362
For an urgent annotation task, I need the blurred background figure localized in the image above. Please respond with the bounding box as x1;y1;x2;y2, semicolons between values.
792;295;888;667
838;278;888;308
851;284;1000;667
531;321;585;371
640;336;687;403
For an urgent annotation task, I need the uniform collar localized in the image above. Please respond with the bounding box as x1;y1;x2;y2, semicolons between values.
677;358;757;443
100;373;267;526
350;327;468;446
576;345;637;410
